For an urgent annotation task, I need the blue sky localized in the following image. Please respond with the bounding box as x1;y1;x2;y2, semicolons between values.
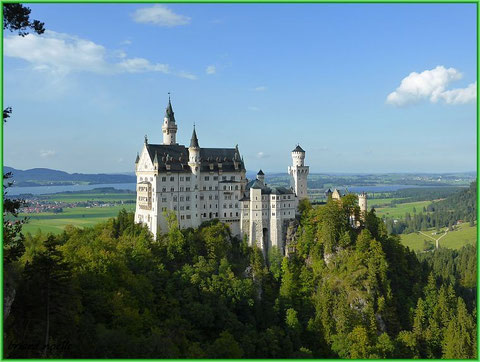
3;3;477;174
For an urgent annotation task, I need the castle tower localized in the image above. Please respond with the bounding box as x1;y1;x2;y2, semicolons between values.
188;125;201;175
256;169;265;184
288;145;309;200
162;96;178;145
358;192;368;220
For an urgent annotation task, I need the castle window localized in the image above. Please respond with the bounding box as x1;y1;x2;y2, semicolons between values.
200;196;204;200
171;187;174;192
186;196;190;201
215;186;218;190
180;206;184;210
162;197;167;202
230;212;233;217
186;206;190;210
272;204;275;208
215;212;218;217
180;196;184;201
186;187;190;191
235;185;238;190
236;212;238;217
203;186;206;190
223;186;226;190
180;215;184;220
209;195;213;200
170;176;174;181
205;176;209;181
162;177;166;182
235;203;238;208
272;212;275;216
186;215;191;219
173;196;177;201
223;204;226;208
213;176;218;180
174;206;177;210
162;187;166;192
180;187;184;191
186;177;190;181
162;207;167;211
215;195;218;200
230;176;235;181
224;213;226;217
222;176;227;180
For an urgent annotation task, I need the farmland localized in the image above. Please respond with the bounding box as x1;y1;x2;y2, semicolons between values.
400;222;477;252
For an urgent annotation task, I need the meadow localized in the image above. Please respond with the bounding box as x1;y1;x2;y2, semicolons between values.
21;204;136;235
400;222;477;252
375;200;432;218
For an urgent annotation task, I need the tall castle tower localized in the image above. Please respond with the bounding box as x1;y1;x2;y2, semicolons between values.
162;96;177;145
288;145;309;200
358;192;368;220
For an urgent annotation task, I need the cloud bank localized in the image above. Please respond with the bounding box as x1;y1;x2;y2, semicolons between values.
386;66;476;106
5;30;195;79
132;5;190;27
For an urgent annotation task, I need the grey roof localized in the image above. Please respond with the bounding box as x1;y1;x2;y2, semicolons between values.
164;99;176;122
244;178;295;196
144;144;246;173
135;153;140;164
257;169;265;175
292;145;305;153
190;127;199;148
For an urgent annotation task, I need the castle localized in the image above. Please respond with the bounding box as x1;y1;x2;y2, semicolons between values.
135;98;365;255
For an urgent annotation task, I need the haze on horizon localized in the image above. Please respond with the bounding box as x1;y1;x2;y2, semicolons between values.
3;3;476;175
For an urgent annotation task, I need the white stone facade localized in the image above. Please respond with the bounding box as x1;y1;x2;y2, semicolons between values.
135;99;308;254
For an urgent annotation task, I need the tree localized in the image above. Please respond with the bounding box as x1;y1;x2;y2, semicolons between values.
3;3;45;36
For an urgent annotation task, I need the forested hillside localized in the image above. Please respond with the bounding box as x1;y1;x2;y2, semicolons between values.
5;198;476;358
385;181;477;234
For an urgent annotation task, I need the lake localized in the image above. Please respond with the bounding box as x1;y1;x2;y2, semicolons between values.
5;182;432;196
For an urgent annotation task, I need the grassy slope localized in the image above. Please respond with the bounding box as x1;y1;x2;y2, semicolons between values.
375;200;431;218
45;192;136;202
21;204;136;235
400;223;477;252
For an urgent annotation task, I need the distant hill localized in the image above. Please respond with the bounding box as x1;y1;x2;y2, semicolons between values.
4;167;136;187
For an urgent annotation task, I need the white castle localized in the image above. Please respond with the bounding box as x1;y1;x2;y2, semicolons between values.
134;98;310;254
134;98;366;255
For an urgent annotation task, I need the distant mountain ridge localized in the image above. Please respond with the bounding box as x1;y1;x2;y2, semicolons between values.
4;167;136;187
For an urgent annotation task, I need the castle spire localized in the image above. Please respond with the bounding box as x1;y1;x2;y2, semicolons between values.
162;95;177;145
190;124;199;148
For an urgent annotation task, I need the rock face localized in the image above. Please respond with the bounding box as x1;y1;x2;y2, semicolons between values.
284;218;300;256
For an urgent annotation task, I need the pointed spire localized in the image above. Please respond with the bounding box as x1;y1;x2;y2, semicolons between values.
165;94;175;121
153;151;159;165
135;152;140;164
144;135;148;144
190;124;199;148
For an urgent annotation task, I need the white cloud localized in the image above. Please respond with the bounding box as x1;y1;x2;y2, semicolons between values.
256;152;269;159
4;30;195;79
438;82;477;105
206;65;216;75
177;71;197;80
248;106;260;111
254;86;267;91
386;66;476;106
40;150;56;158
132;5;190;27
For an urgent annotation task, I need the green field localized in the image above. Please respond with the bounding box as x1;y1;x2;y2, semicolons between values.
400;223;477;252
21;204;136;235
375;200;431;218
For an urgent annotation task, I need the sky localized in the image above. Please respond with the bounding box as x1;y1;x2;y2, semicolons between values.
3;3;477;174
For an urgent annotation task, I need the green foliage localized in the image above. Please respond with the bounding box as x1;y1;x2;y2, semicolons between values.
5;204;476;358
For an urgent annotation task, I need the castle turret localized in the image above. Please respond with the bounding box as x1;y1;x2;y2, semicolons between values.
188;125;201;175
359;192;367;220
288;145;309;200
162;96;178;145
256;169;265;184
